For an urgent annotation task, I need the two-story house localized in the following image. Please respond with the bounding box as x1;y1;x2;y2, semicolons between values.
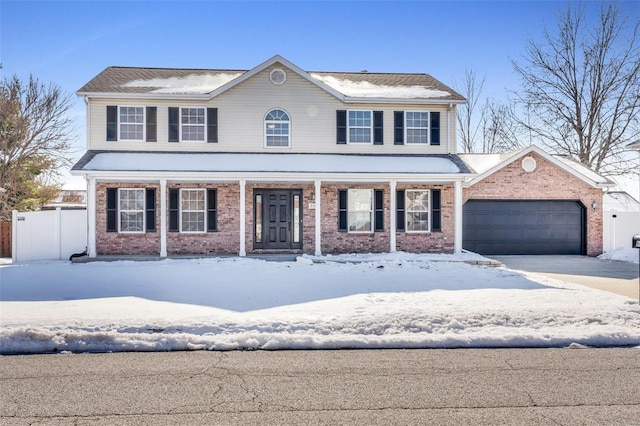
72;55;612;258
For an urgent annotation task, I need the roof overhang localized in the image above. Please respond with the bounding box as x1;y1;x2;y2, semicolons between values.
462;145;615;189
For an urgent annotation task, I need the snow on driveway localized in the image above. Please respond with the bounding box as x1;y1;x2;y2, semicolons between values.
1;253;639;354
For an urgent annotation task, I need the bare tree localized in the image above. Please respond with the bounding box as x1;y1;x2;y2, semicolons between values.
512;2;640;175
0;74;75;220
481;99;524;153
454;69;485;153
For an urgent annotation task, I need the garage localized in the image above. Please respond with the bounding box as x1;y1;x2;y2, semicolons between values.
463;200;585;255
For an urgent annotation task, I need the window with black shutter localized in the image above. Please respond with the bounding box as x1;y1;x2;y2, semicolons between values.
394;111;404;145
106;188;117;232
431;189;441;231
145;188;156;232
338;189;347;230
106;106;118;141
169;188;179;231
146;107;157;142
396;190;405;231
168;107;179;142
430;112;440;146
207;189;217;231
373;111;383;145
374;189;384;231
336;110;347;144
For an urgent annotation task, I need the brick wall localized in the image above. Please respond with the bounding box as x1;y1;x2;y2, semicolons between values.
463;153;603;256
96;182;161;255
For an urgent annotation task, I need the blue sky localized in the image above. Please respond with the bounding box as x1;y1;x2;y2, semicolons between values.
1;0;639;188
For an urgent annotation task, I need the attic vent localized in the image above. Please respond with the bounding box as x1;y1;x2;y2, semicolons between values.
270;68;287;85
522;156;537;173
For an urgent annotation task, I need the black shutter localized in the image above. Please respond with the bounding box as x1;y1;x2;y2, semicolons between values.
207;108;218;143
336;110;347;144
373;111;383;145
106;106;117;141
106;188;117;232
145;189;156;232
394;111;404;145
396;190;405;231
374;189;384;231
338;189;347;231
146;107;157;142
169;188;179;232
168;107;179;142
207;189;217;232
432;189;441;232
430;112;441;146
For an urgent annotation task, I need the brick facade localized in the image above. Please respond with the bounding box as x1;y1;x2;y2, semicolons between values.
463;153;603;256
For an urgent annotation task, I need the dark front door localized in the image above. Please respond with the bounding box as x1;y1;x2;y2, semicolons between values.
254;189;302;250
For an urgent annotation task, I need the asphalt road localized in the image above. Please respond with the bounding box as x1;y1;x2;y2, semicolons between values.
2;349;640;425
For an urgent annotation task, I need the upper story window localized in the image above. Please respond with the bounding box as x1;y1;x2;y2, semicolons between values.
107;106;156;142
181;108;205;142
168;107;217;143
119;107;144;141
405;112;429;144
348;110;372;143
394;111;440;146
264;109;290;148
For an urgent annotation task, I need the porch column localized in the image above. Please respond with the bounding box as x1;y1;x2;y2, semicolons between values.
389;180;397;252
159;179;167;257
87;177;96;257
239;179;246;256
454;180;463;253
314;180;322;256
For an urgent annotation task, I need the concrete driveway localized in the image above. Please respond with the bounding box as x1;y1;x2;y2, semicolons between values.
493;255;640;300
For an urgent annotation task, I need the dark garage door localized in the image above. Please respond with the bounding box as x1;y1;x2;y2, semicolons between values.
463;200;585;255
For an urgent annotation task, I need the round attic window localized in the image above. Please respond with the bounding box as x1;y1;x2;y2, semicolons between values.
270;68;287;85
522;156;537;173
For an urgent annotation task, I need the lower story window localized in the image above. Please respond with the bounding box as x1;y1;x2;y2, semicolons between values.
180;189;206;233
406;190;430;232
348;189;373;233
118;188;145;233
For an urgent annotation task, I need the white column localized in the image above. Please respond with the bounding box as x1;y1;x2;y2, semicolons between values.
314;180;322;256
239;179;246;256
454;180;463;253
160;179;167;257
389;180;397;252
87;177;97;257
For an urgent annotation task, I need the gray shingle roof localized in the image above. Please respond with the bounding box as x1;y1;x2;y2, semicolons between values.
77;65;465;101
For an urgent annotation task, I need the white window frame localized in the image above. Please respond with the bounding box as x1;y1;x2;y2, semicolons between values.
405;111;430;145
264;108;291;148
179;107;206;142
347;189;374;233
179;189;206;234
405;189;431;233
347;110;373;144
118;106;145;142
118;188;145;234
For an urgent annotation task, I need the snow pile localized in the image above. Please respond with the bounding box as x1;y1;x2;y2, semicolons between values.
122;73;242;94
1;255;639;354
310;74;450;99
599;248;640;264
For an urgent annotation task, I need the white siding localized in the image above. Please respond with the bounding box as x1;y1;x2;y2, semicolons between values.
87;64;456;155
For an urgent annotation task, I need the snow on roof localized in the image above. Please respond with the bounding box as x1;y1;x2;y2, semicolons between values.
76;152;467;175
553;155;612;185
457;152;518;174
603;191;640;212
309;73;450;99
122;72;243;94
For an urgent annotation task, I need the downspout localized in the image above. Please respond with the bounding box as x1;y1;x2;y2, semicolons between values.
448;102;453;154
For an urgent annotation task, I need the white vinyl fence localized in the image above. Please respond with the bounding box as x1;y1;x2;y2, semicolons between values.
12;209;87;262
603;210;640;253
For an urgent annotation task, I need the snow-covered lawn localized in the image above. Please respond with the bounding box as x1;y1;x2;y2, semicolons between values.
1;253;639;354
